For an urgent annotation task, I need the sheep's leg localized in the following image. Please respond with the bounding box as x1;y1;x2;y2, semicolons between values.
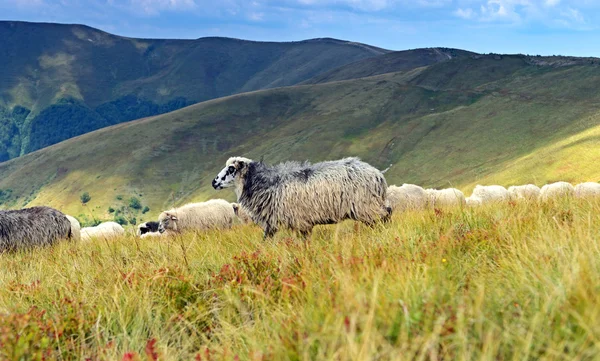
263;225;277;240
381;206;392;223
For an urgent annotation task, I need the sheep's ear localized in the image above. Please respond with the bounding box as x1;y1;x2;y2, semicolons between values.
170;215;177;221
237;160;245;168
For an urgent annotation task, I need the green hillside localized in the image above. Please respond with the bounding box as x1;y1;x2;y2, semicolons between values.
0;21;388;160
2;53;600;226
303;47;475;84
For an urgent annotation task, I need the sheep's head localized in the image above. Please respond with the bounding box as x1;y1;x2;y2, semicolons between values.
212;156;252;190
158;212;178;233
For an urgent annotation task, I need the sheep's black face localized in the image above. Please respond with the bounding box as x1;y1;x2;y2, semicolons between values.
213;165;238;190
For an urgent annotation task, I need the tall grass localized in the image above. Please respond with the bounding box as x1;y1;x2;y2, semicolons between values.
1;199;600;360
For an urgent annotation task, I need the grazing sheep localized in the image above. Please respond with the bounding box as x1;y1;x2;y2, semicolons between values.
508;184;541;201
212;156;391;239
574;182;600;199
66;215;81;242
0;206;72;252
158;199;235;234
471;185;509;204
540;181;575;202
81;221;125;242
137;221;160;236
387;184;427;212
425;188;466;208
466;196;483;207
231;203;253;224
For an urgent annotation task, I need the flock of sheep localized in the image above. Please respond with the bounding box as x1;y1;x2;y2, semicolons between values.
1;155;599;253
387;181;600;211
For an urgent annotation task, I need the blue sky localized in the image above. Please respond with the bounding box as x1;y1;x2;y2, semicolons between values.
1;0;600;56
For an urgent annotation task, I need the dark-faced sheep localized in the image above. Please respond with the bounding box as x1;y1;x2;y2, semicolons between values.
137;221;160;236
212;156;391;239
0;206;72;252
157;199;235;234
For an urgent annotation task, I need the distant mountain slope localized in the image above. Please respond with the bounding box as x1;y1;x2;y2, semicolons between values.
303;48;475;84
0;21;388;160
2;53;600;225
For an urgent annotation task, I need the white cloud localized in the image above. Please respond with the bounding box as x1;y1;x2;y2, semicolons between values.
248;11;265;20
454;7;474;18
544;0;560;6
127;0;197;15
561;7;584;23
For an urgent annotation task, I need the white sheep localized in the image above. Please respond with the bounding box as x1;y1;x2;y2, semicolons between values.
387;184;427;212
425;188;466;208
81;221;125;242
507;184;541;201
212;156;391;238
65;215;81;242
540;181;575;202
158;199;235;233
465;196;483;207
470;185;509;204
574;182;600;199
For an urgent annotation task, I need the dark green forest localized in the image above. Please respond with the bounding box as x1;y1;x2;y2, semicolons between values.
0;96;193;161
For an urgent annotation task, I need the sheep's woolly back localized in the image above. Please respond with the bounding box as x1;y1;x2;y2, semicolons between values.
508;184;541;201
0;206;72;252
540;181;574;202
66;215;81;242
237;157;390;234
425;188;466;208
471;185;509;204
81;221;125;242
231;203;253;224
387;184;427;212
158;199;235;232
574;182;600;198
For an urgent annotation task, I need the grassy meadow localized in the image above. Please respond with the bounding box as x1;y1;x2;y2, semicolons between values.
1;198;600;360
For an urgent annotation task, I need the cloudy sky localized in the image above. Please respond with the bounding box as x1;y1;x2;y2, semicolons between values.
1;0;599;56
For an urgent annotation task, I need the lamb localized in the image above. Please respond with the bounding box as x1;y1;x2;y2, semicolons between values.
231;203;253;224
66;215;81;242
0;206;72;252
507;184;541;201
425;188;466;208
157;199;235;234
211;156;391;238
470;185;509;204
387;184;427;212
81;221;125;242
574;182;600;199
137;221;160;236
540;181;575;202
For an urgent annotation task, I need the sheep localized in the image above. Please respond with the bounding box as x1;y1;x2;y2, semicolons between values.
0;206;72;252
141;231;168;239
507;184;541;201
386;184;427;212
137;221;160;236
465;196;483;207
574;182;600;199
425;188;466;208
470;185;509;204
81;221;125;242
66;215;81;242
211;156;391;239
158;199;235;234
540;181;575;202
231;203;253;224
